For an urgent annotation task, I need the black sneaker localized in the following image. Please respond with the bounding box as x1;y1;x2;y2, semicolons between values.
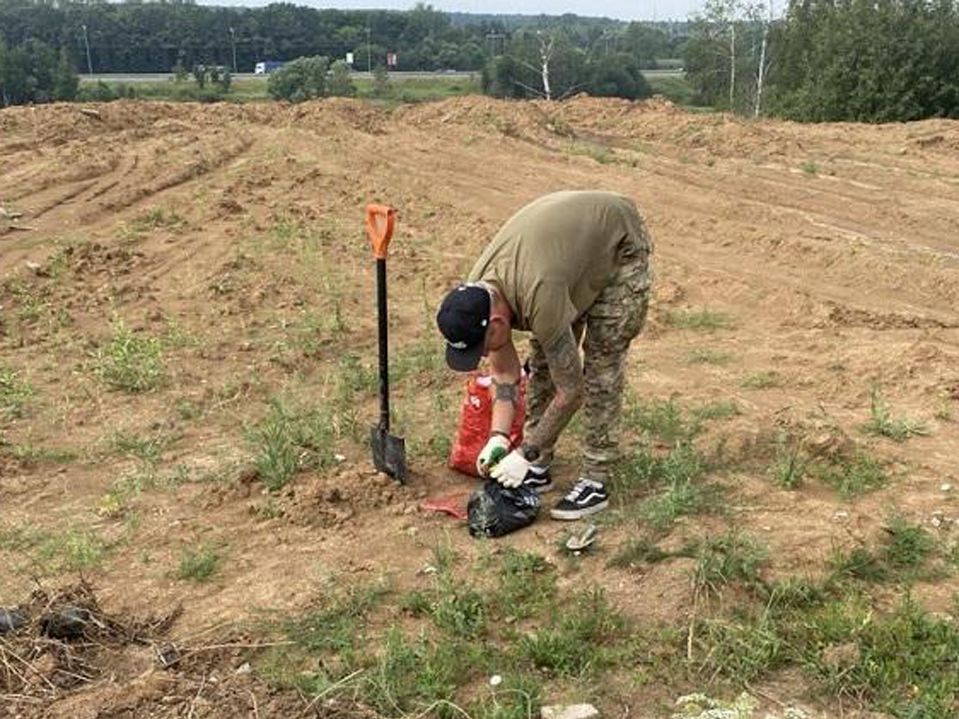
521;465;553;494
550;479;609;520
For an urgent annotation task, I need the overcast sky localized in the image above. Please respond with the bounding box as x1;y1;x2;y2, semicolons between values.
200;0;707;22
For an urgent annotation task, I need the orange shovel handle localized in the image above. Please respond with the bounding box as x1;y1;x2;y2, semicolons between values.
365;204;397;260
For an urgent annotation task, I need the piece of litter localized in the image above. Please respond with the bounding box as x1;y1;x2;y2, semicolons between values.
421;493;469;520
489;674;502;686
834;511;849;520
235;662;252;675
541;704;600;719
942;483;953;492
334;454;346;462
565;524;598;552
421;565;438;575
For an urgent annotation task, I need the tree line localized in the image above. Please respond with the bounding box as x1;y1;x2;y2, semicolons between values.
2;0;957;122
683;0;959;121
0;0;683;75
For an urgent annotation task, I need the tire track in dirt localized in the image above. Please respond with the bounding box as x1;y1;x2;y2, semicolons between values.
84;132;254;221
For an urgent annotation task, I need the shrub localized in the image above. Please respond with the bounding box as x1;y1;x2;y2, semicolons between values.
587;52;652;100
268;56;329;102
327;60;356;97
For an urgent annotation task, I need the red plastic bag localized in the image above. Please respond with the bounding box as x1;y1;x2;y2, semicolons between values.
448;374;525;477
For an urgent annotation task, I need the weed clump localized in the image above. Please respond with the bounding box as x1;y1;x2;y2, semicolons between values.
247;398;336;491
94;321;166;393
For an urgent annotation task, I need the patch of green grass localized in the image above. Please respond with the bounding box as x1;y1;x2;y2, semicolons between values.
687;348;733;365
625;396;701;445
0;365;33;420
612;441;709;494
108;429;165;465
741;371;783;390
861;388;928;441
495;549;555;620
430;537;459;574
662;308;735;331
769;432;807;489
94;320;166;392
355;75;482;104
693;533;769;598
129;207;187;233
801;162;819;176
811;449;888;498
691;400;740;422
174;397;203;420
607;537;697;570
175;543;222;583
516;587;626;678
0;524;108;575
691;579;959;717
827;545;888;583
697;614;785;683
329;353;379;441
247;398;336;491
428;580;488;639
640;473;713;531
361;629;477;714
879;516;936;575
765;576;828;612
802;597;959;717
289;581;389;661
0;440;77;465
271;311;325;359
467;673;542;719
612;441;717;530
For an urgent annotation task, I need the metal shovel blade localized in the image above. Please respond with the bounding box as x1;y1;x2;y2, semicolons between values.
370;425;407;483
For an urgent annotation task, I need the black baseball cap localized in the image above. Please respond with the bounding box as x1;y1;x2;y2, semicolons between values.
436;284;491;372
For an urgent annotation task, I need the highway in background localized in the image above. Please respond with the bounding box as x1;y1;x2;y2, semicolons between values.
81;68;683;83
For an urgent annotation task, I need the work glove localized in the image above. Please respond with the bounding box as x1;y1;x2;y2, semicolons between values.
490;449;531;489
476;435;511;477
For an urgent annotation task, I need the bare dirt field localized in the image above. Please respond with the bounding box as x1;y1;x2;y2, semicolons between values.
1;96;958;718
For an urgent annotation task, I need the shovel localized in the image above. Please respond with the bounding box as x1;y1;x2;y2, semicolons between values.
366;203;407;483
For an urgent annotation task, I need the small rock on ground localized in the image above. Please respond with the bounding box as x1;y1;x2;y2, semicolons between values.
541;704;599;719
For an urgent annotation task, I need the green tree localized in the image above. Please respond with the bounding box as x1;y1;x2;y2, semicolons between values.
0;39;62;106
482;29;586;100
267;55;329;102
0;37;8;106
371;63;391;97
327;59;356;96
53;46;79;101
587;52;652;99
766;0;959;122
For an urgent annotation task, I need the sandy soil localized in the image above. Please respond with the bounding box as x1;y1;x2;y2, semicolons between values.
1;96;958;718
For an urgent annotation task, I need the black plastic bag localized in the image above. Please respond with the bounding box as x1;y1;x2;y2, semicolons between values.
468;480;541;538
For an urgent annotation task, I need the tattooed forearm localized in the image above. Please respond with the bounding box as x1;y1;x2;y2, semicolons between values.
491;377;520;408
526;327;584;450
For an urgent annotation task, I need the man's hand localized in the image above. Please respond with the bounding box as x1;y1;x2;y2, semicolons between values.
476;435;510;477
490;449;531;488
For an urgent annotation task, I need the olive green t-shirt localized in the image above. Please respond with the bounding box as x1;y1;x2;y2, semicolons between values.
468;191;643;346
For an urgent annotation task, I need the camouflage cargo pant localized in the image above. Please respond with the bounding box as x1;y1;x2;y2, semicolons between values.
525;214;653;481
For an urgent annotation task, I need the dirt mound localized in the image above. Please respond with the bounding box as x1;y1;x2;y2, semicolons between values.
277;97;391;135
395;95;549;138
275;467;421;527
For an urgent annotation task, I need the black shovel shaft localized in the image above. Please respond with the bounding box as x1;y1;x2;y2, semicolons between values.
376;258;390;431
